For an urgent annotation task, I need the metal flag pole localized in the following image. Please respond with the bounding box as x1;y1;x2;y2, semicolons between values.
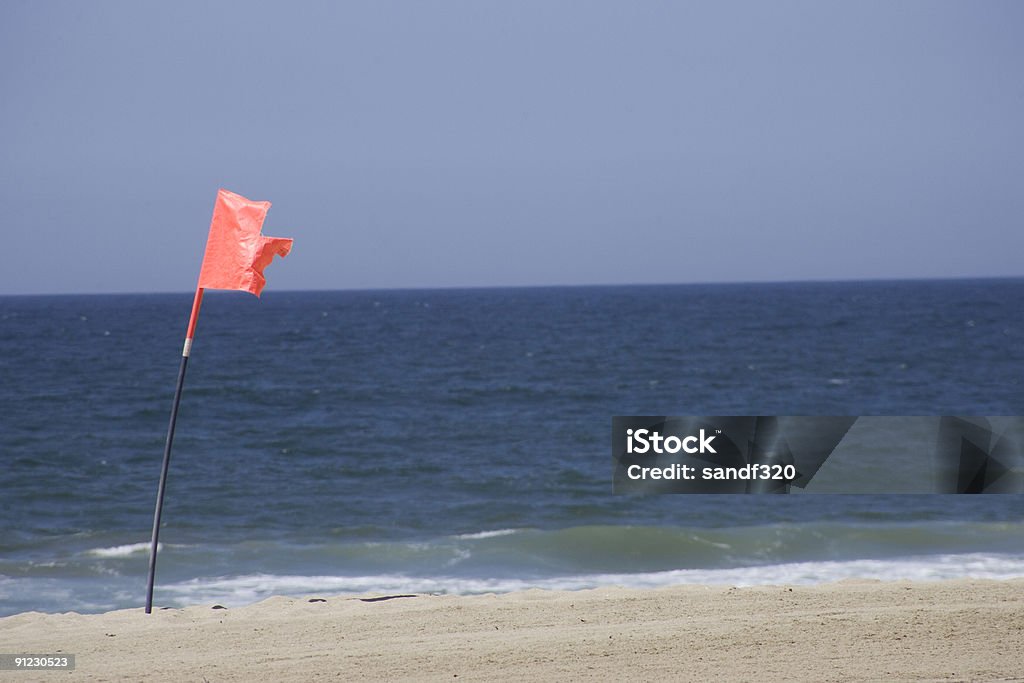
145;287;204;614
143;187;293;614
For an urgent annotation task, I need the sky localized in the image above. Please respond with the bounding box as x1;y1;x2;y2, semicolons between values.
1;1;1022;295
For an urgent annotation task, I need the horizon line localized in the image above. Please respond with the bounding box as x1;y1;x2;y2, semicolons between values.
2;274;1022;299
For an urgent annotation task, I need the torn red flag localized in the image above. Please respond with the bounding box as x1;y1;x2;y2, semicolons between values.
197;189;293;297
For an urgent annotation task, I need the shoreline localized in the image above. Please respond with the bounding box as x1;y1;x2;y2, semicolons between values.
2;578;1022;681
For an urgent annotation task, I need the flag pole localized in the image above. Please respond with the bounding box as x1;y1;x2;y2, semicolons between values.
143;187;292;613
145;286;205;614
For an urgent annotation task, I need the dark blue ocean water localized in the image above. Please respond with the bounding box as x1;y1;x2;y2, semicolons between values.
1;279;1022;615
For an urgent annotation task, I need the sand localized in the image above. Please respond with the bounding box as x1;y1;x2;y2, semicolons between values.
1;579;1023;681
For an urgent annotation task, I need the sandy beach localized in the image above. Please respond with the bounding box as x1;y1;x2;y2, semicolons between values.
2;579;1022;681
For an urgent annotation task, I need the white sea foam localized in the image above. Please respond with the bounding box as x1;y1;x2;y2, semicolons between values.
155;553;1024;608
87;542;158;558
444;548;472;567
453;529;523;540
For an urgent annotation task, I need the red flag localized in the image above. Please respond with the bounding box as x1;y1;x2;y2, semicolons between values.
146;191;293;613
197;189;293;297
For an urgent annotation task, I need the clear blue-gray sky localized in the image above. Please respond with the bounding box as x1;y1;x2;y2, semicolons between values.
2;1;1021;295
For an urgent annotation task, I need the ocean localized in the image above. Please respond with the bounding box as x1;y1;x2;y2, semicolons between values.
1;279;1022;616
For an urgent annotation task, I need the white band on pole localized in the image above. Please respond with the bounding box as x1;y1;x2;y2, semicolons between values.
182;338;193;357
